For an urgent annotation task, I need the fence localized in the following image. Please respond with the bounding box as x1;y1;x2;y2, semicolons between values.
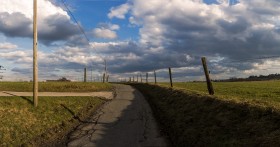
118;56;280;95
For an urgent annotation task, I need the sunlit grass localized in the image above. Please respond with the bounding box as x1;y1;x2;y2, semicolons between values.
158;81;280;108
0;96;105;146
0;82;113;92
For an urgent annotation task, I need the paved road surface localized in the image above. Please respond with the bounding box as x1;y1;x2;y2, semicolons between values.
67;84;168;147
0;91;113;99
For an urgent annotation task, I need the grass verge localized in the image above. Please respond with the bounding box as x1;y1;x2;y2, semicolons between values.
133;83;280;146
159;81;280;107
0;96;107;146
0;82;113;92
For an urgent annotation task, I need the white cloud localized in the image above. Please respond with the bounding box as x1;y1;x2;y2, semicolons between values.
92;28;118;39
108;3;131;19
101;0;280;79
0;0;68;20
0;0;79;45
0;42;17;49
109;24;120;30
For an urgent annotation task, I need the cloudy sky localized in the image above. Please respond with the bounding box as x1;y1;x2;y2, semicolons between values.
1;0;280;82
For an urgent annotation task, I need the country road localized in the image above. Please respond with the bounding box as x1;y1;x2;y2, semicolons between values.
67;84;168;147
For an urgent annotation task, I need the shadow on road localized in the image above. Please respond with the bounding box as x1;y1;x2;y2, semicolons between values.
66;84;168;147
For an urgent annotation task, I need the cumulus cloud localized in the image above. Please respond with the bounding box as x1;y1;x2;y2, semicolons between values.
0;0;80;45
108;3;131;19
92;28;117;39
0;12;32;37
106;0;280;75
4;0;280;81
91;23;120;39
0;50;32;64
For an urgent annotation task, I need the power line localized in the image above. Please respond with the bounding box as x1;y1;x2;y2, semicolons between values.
61;0;90;44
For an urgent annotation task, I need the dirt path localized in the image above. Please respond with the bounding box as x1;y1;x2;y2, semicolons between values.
66;84;168;147
0;91;113;99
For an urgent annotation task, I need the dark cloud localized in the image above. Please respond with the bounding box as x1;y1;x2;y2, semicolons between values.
217;17;249;34
0;12;32;37
39;14;80;45
0;12;80;46
11;67;32;75
66;35;89;47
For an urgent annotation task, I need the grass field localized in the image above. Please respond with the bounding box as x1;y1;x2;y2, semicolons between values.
159;81;280;108
0;82;113;92
0;96;106;146
133;83;280;146
0;82;113;145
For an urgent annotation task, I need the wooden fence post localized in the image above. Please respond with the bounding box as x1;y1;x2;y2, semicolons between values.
154;70;157;84
201;57;214;95
169;67;173;87
146;73;148;83
84;68;87;82
102;73;105;83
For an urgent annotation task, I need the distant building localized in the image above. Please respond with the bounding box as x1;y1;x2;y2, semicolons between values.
46;77;71;82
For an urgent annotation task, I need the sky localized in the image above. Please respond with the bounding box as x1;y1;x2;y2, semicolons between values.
1;0;280;82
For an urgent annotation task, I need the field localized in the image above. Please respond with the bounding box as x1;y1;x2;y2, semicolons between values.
132;81;280;146
159;81;280;109
0;82;113;92
0;82;113;146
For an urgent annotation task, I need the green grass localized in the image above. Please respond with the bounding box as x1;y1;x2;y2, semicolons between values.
0;82;113;92
0;96;105;146
133;83;280;146
158;81;280;108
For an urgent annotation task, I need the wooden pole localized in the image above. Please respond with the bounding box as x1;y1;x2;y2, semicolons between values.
140;74;142;83
169;67;173;87
133;76;134;82
201;57;214;95
146;73;148;83
154;70;157;84
102;73;105;83
137;75;138;82
33;0;38;107
84;67;87;82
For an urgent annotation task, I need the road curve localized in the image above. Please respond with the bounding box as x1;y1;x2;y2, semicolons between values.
67;84;168;147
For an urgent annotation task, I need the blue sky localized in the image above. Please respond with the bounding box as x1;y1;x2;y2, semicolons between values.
1;0;280;81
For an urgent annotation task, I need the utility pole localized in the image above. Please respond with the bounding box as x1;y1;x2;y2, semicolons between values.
154;70;157;84
33;0;38;107
84;67;87;82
